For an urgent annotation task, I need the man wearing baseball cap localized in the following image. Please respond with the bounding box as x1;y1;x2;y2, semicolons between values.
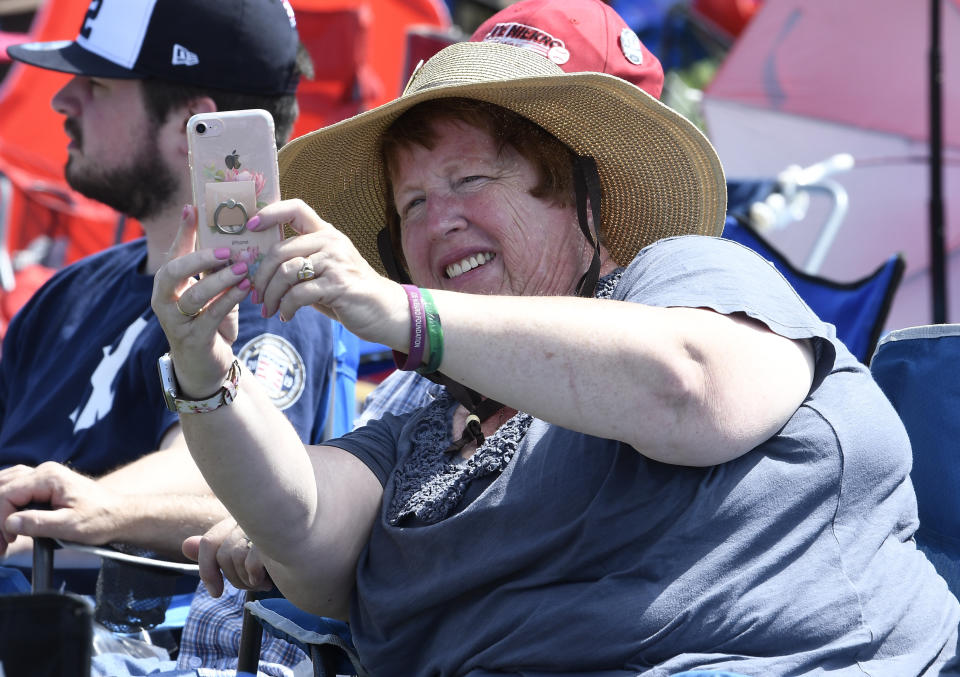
0;0;336;671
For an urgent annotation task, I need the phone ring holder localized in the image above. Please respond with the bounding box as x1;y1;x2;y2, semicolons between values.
213;198;248;235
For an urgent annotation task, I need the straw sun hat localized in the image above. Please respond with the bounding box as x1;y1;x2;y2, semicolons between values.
278;41;727;276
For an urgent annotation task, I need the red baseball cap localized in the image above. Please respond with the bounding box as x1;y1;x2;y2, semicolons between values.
470;0;663;99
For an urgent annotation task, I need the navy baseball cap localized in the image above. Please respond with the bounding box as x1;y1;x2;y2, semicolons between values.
7;0;301;96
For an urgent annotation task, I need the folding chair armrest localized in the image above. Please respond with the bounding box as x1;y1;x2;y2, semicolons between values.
51;539;199;574
28;532;199;639
30;536;200;588
244;597;363;676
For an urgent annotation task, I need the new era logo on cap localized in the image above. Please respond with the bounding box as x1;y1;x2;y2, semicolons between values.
172;44;198;67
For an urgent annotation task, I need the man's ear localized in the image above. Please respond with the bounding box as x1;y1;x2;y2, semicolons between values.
187;96;217;115
174;96;217;156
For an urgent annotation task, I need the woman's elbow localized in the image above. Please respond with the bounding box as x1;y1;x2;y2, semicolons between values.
621;358;728;465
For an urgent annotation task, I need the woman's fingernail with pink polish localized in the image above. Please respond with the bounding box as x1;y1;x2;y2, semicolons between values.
214;247;231;260
250;288;259;304
261;305;268;318
231;261;248;275
237;278;251;291
246;215;261;231
279;312;287;323
181;204;191;221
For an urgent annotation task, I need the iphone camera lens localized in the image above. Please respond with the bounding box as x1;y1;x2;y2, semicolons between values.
195;122;207;134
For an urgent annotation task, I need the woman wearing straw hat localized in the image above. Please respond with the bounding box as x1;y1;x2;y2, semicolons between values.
152;41;959;676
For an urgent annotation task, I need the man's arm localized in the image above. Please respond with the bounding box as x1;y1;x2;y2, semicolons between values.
0;424;229;561
99;422;213;496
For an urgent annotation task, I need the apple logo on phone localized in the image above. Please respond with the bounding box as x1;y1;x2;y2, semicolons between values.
225;150;241;170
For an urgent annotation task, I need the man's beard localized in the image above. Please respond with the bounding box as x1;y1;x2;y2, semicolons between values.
63;123;179;221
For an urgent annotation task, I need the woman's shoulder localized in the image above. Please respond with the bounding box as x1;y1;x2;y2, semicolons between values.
615;234;791;304
630;234;769;275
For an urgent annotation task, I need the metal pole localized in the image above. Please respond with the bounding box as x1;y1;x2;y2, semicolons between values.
930;0;947;323
237;590;266;674
31;537;55;592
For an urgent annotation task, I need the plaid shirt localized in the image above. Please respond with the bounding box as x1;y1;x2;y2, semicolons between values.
175;370;437;674
355;369;441;428
176;581;305;675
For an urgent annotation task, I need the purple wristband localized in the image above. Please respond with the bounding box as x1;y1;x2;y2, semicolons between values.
392;284;426;370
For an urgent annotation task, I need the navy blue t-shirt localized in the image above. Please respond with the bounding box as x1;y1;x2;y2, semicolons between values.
0;239;334;476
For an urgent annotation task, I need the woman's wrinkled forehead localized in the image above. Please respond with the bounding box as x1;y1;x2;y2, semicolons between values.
382;101;508;180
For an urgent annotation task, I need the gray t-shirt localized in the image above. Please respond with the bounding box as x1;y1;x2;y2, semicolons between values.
328;235;960;677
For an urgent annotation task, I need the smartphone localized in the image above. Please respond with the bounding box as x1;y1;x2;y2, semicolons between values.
187;109;281;278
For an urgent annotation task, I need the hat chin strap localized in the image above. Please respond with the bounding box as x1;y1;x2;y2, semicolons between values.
573;154;604;299
377;228;413;285
375;156;603;451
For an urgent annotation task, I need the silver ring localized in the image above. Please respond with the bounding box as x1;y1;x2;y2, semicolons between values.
297;258;316;282
213;199;248;235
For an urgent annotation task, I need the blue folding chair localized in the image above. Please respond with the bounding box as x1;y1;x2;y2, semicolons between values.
870;324;960;597
722;215;904;363
244;597;361;676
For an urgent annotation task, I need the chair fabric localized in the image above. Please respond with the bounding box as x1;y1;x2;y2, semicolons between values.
670;672;752;677
245;598;362;677
289;6;382;140
401;26;461;84
0;592;93;676
870;324;960;596
722;215;904;363
0;0;138;259
325;323;361;440
289;0;450;111
0;0;137;338
0;564;29;594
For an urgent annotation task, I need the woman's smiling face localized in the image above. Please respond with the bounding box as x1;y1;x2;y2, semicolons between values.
390;118;592;297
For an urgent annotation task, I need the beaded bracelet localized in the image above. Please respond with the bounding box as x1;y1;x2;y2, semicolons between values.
392;284;426;371
417;288;444;375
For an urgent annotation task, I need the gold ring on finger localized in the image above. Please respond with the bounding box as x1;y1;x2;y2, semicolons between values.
176;298;201;319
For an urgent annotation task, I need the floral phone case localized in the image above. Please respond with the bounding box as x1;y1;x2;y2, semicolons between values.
187;109;281;278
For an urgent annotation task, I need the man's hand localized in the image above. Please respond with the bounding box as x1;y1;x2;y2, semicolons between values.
183;516;273;597
0;462;122;556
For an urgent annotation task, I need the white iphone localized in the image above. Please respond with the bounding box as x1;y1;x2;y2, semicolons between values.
187;109;282;278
